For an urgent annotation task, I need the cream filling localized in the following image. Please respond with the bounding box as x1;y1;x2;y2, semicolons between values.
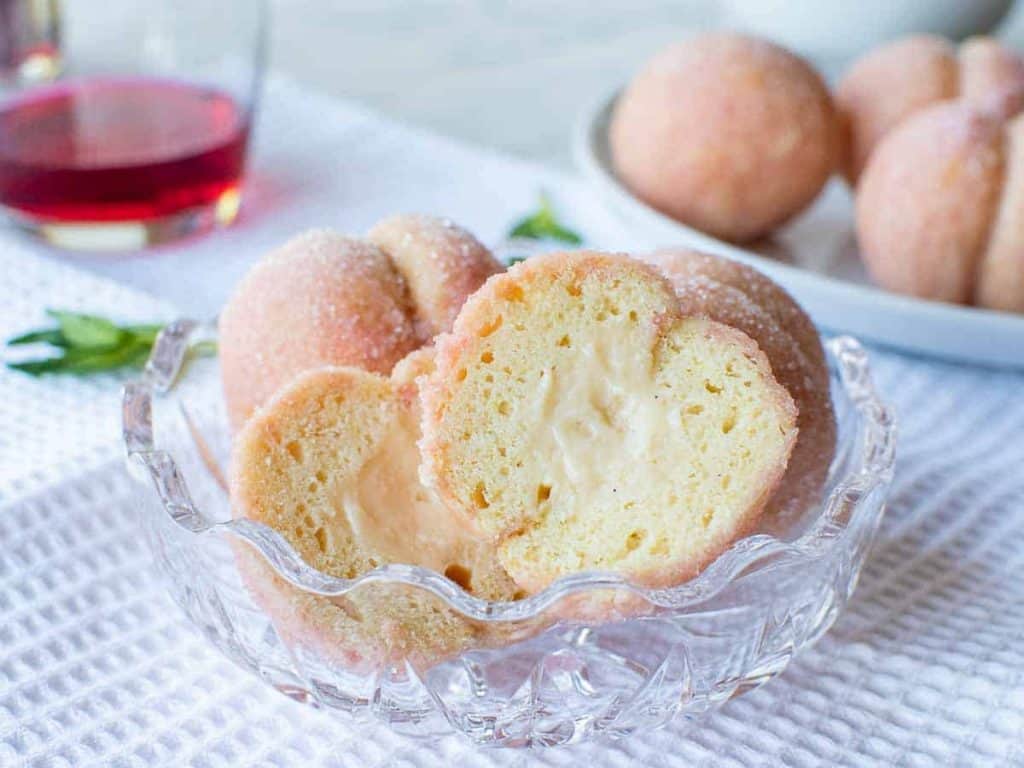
337;406;468;573
523;328;683;517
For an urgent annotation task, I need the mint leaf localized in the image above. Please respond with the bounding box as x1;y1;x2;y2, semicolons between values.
122;324;164;345
7;329;69;347
8;340;151;376
46;309;126;349
6;310;176;377
508;193;583;246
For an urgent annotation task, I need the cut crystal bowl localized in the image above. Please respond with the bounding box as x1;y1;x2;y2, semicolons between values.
122;321;895;747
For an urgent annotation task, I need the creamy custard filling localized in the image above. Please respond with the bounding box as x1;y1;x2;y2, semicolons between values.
523;328;683;522
335;406;477;575
491;318;796;584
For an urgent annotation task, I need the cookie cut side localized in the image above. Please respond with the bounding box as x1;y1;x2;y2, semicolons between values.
230;353;518;671
643;249;836;525
420;251;798;593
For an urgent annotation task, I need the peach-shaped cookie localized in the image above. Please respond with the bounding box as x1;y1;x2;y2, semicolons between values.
856;101;1006;305
419;251;798;593
977;113;1024;312
220;218;501;430
368;214;503;340
231;353;519;671
610;33;839;243
219;230;418;430
960;36;1024;106
837;35;1024;183
643;249;836;523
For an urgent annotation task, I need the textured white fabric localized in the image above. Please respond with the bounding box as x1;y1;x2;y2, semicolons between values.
2;353;1022;767
0;249;176;502
1;77;1023;767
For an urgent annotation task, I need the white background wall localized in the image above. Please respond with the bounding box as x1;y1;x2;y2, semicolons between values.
267;0;1024;168
266;0;719;166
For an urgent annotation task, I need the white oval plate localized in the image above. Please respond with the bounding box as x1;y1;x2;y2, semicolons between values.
573;91;1024;369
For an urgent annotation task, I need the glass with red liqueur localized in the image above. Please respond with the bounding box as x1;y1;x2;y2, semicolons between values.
0;1;266;250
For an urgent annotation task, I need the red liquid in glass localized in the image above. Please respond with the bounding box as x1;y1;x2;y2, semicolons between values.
0;77;250;222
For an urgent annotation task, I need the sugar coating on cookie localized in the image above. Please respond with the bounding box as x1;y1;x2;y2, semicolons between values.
230;357;519;671
837;35;1024;184
976;114;1024;313
643;249;836;525
959;36;1024;108
856;101;1005;304
219;230;419;430
420;251;798;593
610;33;838;243
837;35;958;183
643;249;827;387
369;214;503;340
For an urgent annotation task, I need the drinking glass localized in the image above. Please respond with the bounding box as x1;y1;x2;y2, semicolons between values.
0;0;267;251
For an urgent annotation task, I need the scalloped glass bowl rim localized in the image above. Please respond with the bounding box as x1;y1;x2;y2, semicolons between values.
122;320;895;623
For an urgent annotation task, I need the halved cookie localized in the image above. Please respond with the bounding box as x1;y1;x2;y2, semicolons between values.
643;249;836;525
419;251;798;593
231;351;518;671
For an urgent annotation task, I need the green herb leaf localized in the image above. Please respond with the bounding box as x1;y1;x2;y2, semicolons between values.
46;309;126;350
7;328;70;347
507;193;583;246
122;324;164;345
8;340;151;376
192;339;218;357
6;358;65;375
6;310;175;377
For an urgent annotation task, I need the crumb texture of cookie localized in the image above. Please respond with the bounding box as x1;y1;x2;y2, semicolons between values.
420;251;798;593
230;357;518;670
219;230;419;430
369;214;503;340
644;249;836;525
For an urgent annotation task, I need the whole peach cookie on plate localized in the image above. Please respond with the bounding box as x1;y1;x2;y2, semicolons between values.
643;249;836;525
419;251;798;594
856;99;1024;312
837;35;1024;184
230;350;519;672
610;33;839;243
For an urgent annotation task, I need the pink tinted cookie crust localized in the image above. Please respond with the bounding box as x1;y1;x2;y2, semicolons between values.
610;33;839;242
219;230;419;430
